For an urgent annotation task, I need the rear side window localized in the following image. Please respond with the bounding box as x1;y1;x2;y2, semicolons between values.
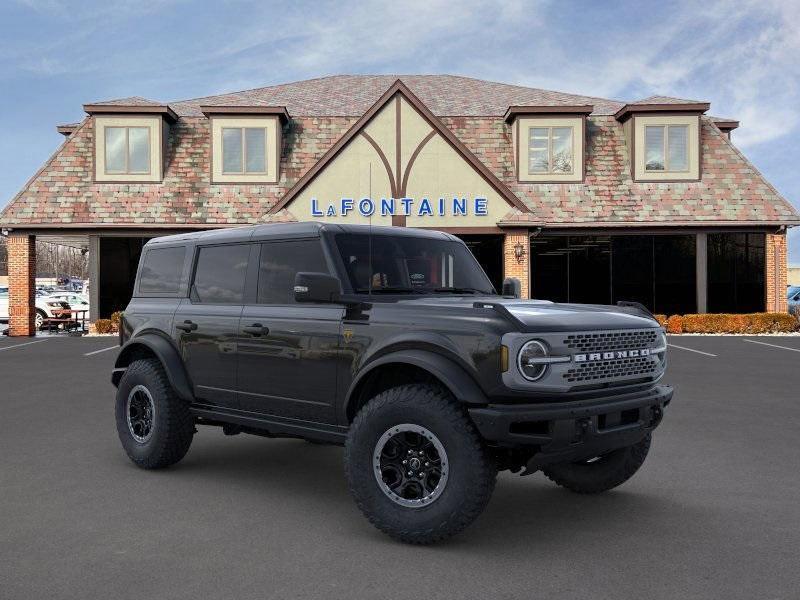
138;247;185;295
192;244;250;304
258;239;329;304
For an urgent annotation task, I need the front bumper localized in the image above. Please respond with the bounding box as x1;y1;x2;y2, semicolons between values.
469;384;672;467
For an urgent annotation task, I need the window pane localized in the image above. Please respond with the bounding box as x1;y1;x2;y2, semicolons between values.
193;244;249;304
530;236;569;302
528;128;549;174
611;236;654;310
222;128;243;173
708;233;765;313
258;240;329;304
551;127;573;173
567;236;611;304
334;234;494;294
654;236;696;314
529;149;548;173
645;126;665;171
138;247;185;294
104;127;127;173
529;128;548;150
128;127;150;173
245;128;266;173
667;125;688;171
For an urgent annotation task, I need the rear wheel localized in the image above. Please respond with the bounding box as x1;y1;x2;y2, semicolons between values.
345;383;496;544
115;358;194;469
35;309;46;330
542;434;651;494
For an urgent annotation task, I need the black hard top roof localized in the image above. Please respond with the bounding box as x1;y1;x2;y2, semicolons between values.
146;222;458;247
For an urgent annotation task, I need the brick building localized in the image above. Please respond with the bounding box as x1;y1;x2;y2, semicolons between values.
1;75;798;335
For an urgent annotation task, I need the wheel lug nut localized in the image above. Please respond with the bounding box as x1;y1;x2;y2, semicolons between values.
407;471;413;476
402;460;407;465
424;462;430;467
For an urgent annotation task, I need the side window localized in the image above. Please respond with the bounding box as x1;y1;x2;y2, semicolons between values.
257;239;329;304
138;246;185;295
192;244;250;304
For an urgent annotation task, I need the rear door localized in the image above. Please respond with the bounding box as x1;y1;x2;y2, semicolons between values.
236;238;343;423
173;243;253;409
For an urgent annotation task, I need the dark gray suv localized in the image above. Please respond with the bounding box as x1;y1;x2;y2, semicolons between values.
113;222;672;544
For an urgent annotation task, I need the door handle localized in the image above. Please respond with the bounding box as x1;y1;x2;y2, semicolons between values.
176;320;198;332
242;323;269;336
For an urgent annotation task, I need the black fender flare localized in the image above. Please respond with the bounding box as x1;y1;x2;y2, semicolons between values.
344;349;487;419
112;333;194;402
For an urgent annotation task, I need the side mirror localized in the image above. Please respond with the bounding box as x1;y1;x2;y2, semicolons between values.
294;272;342;303
501;277;521;298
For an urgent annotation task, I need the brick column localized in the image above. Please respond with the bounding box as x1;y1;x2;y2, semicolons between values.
8;234;36;336
765;232;788;313
502;229;530;298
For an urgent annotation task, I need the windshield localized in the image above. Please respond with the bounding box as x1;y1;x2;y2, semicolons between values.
334;233;496;295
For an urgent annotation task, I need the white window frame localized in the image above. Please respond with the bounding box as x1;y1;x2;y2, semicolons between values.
210;116;279;184
104;126;152;175
221;127;268;175
527;126;575;176
94;115;163;183
632;114;699;182
644;124;689;173
517;116;584;183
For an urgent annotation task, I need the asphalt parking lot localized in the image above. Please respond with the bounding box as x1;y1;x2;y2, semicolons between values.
1;335;799;600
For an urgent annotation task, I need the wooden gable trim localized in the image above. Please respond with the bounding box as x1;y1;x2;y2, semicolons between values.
270;79;530;214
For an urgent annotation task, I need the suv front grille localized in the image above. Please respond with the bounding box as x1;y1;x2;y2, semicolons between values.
563;329;658;353
563;356;658;383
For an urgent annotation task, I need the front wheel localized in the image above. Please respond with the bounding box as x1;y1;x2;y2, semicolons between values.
542;434;652;494
345;384;496;544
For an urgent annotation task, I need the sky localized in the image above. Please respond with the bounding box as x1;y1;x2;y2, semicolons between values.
0;0;798;261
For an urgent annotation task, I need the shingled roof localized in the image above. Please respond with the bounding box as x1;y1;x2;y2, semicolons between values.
1;75;797;229
168;74;626;117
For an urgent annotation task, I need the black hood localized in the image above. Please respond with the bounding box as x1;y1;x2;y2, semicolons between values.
397;296;658;332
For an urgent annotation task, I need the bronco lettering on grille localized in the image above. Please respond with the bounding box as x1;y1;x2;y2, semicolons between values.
574;348;651;362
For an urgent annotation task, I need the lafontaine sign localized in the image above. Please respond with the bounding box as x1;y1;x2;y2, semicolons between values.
311;197;489;218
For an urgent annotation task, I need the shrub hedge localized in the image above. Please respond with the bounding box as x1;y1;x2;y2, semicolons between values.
649;312;797;334
94;319;114;334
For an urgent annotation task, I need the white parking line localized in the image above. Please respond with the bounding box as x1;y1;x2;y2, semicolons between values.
0;339;49;352
667;343;717;357
84;345;119;356
743;339;800;353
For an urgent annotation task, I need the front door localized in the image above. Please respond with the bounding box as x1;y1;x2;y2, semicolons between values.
173;243;252;408
236;238;343;424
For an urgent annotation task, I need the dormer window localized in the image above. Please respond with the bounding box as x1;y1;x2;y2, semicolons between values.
505;106;591;184
105;126;151;174
84;101;175;183
92;116;164;182
528;126;573;174
644;124;688;172
201;106;289;184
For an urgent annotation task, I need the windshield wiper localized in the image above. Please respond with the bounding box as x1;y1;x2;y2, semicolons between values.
354;286;423;294
433;287;487;294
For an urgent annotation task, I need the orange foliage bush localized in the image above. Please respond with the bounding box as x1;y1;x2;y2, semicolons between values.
94;319;113;334
665;315;683;334
672;313;797;334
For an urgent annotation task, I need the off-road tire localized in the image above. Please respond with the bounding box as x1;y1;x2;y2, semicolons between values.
542;434;651;494
345;383;496;544
115;358;194;469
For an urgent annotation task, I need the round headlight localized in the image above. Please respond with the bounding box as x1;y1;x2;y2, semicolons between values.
518;340;549;381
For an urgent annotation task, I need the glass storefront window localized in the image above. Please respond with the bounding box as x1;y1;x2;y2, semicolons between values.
531;234;697;314
707;233;765;313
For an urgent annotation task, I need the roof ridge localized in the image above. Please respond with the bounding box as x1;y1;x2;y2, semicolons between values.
170;74;348;105
169;74;626;108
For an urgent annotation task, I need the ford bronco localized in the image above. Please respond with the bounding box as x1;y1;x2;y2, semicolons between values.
112;222;672;544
